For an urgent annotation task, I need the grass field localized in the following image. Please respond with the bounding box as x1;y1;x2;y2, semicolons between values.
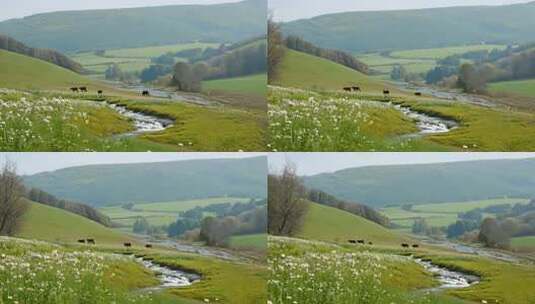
488;78;535;98
511;236;535;250
17;201;135;245
203;74;266;96
100;197;250;229
381;198;529;229
228;234;267;250
298;202;409;246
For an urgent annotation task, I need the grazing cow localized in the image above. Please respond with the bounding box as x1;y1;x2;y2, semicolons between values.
77;239;86;244
383;90;390;95
348;240;357;244
79;87;88;93
357;240;365;244
412;244;420;248
368;242;373;245
145;244;153;249
87;239;95;245
343;87;352;92
415;92;422;96
97;90;103;95
401;243;410;248
124;242;132;248
352;86;361;92
71;87;79;93
142;90;150;96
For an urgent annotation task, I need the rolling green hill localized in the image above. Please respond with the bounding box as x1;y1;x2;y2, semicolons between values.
281;1;535;53
488;78;535;98
303;158;535;207
272;49;387;91
17;201;132;245
298;202;407;245
0;0;266;52
0;49;93;90
23;157;267;207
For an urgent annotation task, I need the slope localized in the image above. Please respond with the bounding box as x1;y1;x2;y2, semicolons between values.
298;202;408;246
281;1;535;53
303;158;535;207
272;49;388;92
0;49;93;90
17;200;132;245
0;0;266;52
23;156;267;207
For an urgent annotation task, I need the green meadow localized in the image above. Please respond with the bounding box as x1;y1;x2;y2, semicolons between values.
228;234;267;251
203;73;267;96
488;78;535;98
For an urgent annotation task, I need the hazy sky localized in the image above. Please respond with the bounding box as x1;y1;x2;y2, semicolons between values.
269;0;532;21
0;153;266;175
269;153;535;176
0;0;242;21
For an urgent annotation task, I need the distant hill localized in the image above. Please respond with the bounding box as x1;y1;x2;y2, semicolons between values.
303;158;535;207
281;2;535;53
298;202;408;245
17;200;133;245
272;49;387;91
0;0;266;52
0;49;94;90
23;157;267;207
0;35;83;73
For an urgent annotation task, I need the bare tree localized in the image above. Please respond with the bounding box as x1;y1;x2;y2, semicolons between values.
0;162;28;236
268;164;308;236
268;13;286;83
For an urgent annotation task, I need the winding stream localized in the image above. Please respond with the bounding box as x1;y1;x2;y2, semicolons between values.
390;103;458;135
107;104;174;136
136;257;201;290
414;258;480;291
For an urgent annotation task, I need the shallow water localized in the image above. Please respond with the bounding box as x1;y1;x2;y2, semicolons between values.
137;257;200;289
393;104;458;135
414;258;480;291
108;104;173;136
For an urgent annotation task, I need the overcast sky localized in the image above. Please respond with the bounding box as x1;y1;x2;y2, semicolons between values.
0;0;242;21
269;153;535;176
0;153;266;175
269;0;532;21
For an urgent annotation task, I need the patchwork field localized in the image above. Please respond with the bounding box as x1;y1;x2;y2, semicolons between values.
100;197;251;230
381;198;530;229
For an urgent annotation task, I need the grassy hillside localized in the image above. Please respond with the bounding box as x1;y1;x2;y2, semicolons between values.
17;201;132;245
303;158;535;207
0;0;266;52
0;49;93;90
298;202;408;246
203;74;267;96
24;157;267;207
282;1;535;53
488;78;535;98
272;49;388;92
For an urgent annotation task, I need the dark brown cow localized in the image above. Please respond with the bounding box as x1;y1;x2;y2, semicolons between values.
357;240;365;244
145;244;153;249
79;87;88;93
352;86;361;92
343;87;352;92
348;240;357;244
368;242;373;245
401;243;410;248
124;242;132;248
87;239;95;245
77;239;86;244
415;92;422;96
71;87;79;93
412;244;420;248
97;90;103;95
383;90;390;95
142;90;150;96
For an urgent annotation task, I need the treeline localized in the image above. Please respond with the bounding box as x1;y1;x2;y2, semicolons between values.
412;199;535;249
133;199;267;247
284;35;369;74
307;189;390;227
25;188;112;227
423;44;535;93
0;34;84;73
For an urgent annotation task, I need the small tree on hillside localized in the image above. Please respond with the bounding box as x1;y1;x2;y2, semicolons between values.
268;164;308;236
0;162;28;236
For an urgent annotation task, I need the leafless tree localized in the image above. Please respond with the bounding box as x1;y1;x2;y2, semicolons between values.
268;13;285;83
0;161;28;236
268;164;308;236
